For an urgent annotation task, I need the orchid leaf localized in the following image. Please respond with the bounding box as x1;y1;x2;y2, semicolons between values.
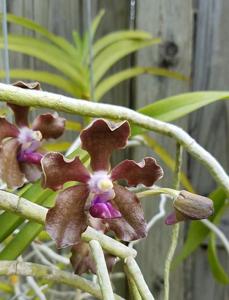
95;66;188;100
93;30;153;56
0;70;79;96
94;39;160;84
0;35;86;88
43;142;71;152
207;201;229;284
3;13;78;57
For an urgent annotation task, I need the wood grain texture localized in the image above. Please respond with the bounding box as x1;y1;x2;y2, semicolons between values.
134;1;192;299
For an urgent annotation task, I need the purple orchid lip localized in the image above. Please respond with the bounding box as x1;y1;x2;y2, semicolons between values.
89;200;122;219
18;151;43;164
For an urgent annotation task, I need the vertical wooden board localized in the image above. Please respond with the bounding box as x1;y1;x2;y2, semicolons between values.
134;1;193;300
187;0;229;298
187;247;229;300
189;0;229;194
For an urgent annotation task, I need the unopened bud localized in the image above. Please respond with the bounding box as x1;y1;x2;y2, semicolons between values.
165;190;214;225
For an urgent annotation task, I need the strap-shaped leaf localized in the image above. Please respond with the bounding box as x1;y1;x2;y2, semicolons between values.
93;30;154;56
4;13;78;58
95;67;188;100
0;69;80;97
0;35;86;90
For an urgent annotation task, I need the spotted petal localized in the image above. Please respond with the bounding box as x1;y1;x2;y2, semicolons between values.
70;242;116;275
41;152;91;190
32;113;65;139
111;157;163;187
0;138;25;188
45;185;89;248
0;118;19;142
103;184;147;241
80;119;130;171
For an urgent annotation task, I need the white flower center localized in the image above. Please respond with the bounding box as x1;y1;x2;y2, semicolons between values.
88;170;114;198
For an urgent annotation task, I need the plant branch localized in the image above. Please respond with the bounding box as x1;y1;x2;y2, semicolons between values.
0;261;124;300
125;257;154;300
89;240;115;300
0;83;228;194
0;190;136;259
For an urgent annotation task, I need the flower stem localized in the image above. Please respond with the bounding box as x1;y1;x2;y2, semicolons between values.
124;265;142;300
89;240;115;300
0;83;228;194
164;143;182;300
125;257;154;300
0;190;136;259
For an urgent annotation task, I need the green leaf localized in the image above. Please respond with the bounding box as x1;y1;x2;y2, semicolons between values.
207;200;229;284
43;142;71;152
0;69;80;97
91;9;105;38
4;13;79;58
93;30;154;56
0;35;86;90
208;230;229;284
94;39;160;84
95;66;188;100
132;92;229;135
65;120;82;131
172;188;227;268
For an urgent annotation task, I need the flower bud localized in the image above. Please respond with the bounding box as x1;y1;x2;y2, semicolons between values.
165;190;214;225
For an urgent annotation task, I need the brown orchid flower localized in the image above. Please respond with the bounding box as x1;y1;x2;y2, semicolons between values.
0;81;65;188
41;119;163;248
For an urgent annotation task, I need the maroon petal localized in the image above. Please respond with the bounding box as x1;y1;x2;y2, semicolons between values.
32;113;65;140
8;81;41;127
70;242;116;275
45;185;89;248
80;119;130;171
111;157;163;187
103;184;147;241
0;139;25;188
0;118;19;141
41;152;91;190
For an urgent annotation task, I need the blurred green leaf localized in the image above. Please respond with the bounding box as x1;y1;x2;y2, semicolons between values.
0;69;79;96
95;66;188;100
0;35;85;88
93;30;153;56
172;188;227;268
4;13;78;57
43;142;71;152
207;201;229;284
94;39;160;84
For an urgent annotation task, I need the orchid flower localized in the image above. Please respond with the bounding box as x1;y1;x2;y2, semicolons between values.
41;119;164;248
0;81;65;188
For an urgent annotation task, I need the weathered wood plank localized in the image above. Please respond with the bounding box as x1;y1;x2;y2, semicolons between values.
134;1;193;300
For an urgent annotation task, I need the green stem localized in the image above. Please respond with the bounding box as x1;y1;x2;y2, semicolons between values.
0;83;228;194
0;190;136;259
125;257;154;300
137;187;179;199
89;240;115;300
124;265;142;300
164;143;182;300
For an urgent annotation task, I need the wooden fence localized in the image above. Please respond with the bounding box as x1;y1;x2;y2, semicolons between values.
1;0;229;299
